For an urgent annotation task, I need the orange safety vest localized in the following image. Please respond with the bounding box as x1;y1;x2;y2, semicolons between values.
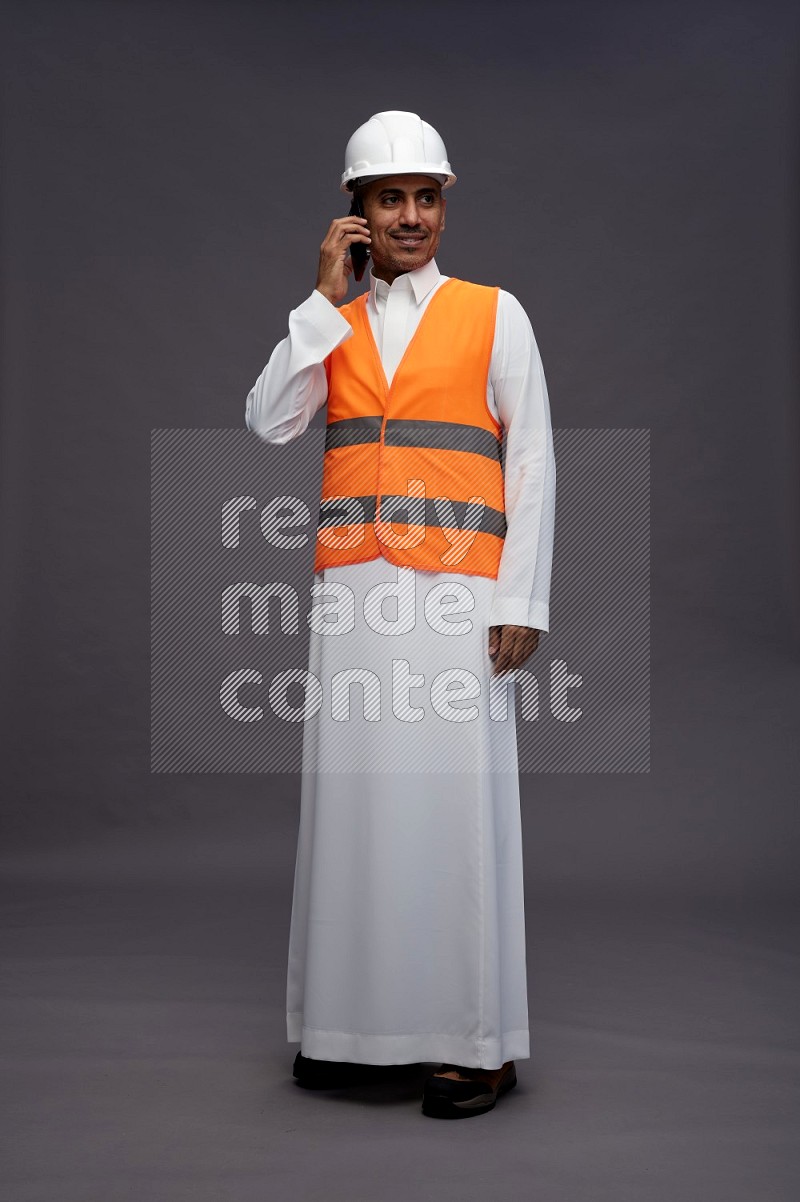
315;277;506;579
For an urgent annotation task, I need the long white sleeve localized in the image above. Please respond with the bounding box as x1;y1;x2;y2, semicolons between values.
244;289;353;444
487;292;556;633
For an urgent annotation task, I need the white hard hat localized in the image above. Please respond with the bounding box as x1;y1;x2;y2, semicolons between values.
341;110;456;193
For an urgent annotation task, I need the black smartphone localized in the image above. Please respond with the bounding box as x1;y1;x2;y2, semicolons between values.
348;194;370;282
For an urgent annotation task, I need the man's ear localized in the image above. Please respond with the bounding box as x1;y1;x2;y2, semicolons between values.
440;194;447;230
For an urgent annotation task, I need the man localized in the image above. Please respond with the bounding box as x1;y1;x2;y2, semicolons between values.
245;111;555;1119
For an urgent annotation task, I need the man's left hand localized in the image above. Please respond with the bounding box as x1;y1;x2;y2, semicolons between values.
488;625;541;675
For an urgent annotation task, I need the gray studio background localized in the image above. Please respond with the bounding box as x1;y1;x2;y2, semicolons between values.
1;1;798;1200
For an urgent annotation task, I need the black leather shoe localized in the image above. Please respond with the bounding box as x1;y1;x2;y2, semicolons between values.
421;1061;517;1118
293;1052;420;1089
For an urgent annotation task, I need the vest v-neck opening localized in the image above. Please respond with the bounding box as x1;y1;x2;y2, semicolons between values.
357;277;457;399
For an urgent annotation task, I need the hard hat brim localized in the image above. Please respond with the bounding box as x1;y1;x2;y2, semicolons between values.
341;165;457;193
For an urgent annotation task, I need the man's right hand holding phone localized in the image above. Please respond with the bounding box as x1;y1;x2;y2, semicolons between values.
315;216;371;306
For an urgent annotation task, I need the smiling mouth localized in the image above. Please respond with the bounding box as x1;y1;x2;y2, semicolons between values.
391;234;426;247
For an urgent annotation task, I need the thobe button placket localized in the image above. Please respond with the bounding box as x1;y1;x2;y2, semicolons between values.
380;280;413;388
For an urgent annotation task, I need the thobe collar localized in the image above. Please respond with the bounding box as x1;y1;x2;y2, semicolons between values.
367;257;441;314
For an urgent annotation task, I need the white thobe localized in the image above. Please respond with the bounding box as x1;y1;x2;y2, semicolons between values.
246;257;555;1068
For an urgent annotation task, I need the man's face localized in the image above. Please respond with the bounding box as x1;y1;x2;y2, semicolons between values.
359;174;446;283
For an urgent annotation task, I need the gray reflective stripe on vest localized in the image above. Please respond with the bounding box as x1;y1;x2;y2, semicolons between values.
324;417;383;450
380;494;506;538
325;417;502;461
318;496;377;527
319;494;506;538
383;419;501;462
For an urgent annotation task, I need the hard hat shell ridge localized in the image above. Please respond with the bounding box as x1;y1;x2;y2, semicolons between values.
341;110;456;192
